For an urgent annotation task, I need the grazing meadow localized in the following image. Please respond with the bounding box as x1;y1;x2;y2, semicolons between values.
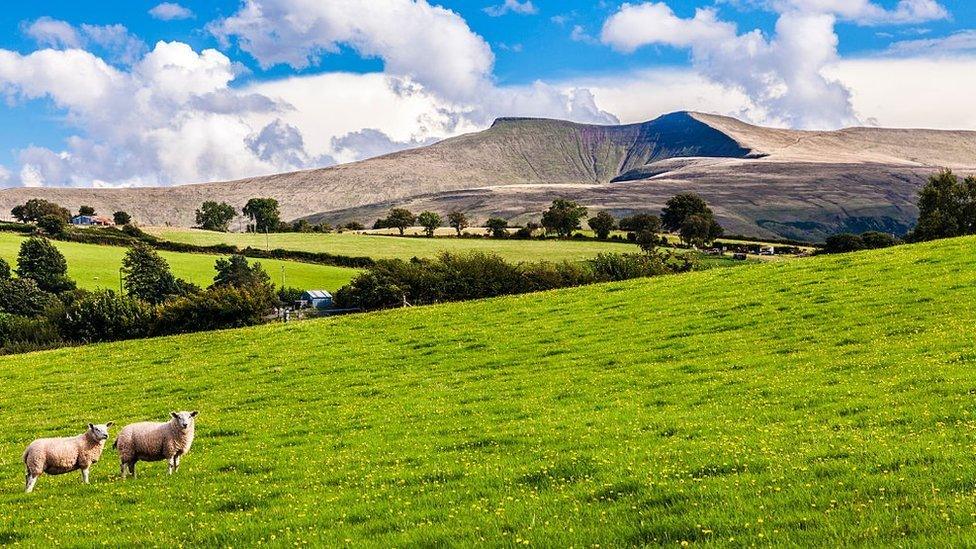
0;232;359;292
147;227;644;262
2;236;976;545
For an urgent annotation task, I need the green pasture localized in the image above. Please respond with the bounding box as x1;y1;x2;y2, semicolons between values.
1;237;975;545
0;232;358;292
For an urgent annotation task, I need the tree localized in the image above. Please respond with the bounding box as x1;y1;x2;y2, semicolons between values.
384;208;416;236
860;231;901;249
38;214;67;236
661;193;712;232
0;258;9;279
587;211;617;239
16;237;76;293
448;210;469;236
292;219;313;233
11;199;71;224
541;199;588;238
679;214;724;248
417;211;442;237
823;233;865;254
113;211;132;225
212;255;272;290
636;229;664;254
195;201;237;232
485;217;509;238
910;169;976;242
343;221;365;231
618;213;662;235
121;242;188;304
78;206;96;216
243;198;281;233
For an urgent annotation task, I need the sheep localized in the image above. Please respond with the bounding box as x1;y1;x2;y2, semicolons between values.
22;422;114;493
115;411;197;478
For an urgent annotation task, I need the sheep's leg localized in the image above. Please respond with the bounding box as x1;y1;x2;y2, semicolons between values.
81;468;90;484
173;455;181;473
120;462;127;480
25;474;38;493
168;456;176;475
129;462;136;479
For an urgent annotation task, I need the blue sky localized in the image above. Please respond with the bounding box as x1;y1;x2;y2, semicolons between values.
1;0;974;188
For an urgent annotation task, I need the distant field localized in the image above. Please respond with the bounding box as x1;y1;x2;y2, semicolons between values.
148;227;643;262
0;232;359;292
2;238;976;545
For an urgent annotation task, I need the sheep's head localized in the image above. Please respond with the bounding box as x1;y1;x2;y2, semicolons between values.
170;411;198;430
87;422;113;441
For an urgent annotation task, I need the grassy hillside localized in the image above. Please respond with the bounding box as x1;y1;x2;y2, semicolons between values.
148;227;641;262
0;232;358;292
2;237;976;545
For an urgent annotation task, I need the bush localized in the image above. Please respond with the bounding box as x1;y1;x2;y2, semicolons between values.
860;231;901;249
212;255;272;289
588;253;673;282
122;243;193;304
154;284;277;335
0;278;58;316
823;234;865;254
0;314;62;354
60;290;155;343
113;211;132;225
277;286;305;305
0;258;9;280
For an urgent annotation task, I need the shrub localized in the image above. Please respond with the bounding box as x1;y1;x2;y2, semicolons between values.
0;258;9;279
0;277;58;317
343;221;365;231
823;234;865;254
589;253;672;282
860;231;901;249
154;284;277;335
485;218;509;238
0;314;62;354
277;286;305;305
60;290;155;343
16;237;76;293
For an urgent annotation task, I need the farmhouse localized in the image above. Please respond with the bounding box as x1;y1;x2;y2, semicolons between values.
298;290;333;310
71;215;113;226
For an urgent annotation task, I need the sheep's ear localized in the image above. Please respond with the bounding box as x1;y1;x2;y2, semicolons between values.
190;411;198;418
170;412;178;419
106;422;114;427
88;423;94;430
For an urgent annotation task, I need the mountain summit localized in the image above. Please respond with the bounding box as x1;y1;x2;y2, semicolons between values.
3;112;976;241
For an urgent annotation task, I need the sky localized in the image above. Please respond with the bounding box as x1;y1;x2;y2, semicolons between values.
0;0;974;189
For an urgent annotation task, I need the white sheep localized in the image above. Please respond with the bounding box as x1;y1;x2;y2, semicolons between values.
22;422;114;493
114;411;197;478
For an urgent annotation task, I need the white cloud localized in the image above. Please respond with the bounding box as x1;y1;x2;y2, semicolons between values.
570;25;598;44
22;17;82;49
0;165;10;184
149;3;195;21
886;30;976;56
210;0;495;102
22;18;147;66
484;0;538;17
600;1;948;129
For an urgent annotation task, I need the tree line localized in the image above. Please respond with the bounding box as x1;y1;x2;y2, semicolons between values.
0;237;292;354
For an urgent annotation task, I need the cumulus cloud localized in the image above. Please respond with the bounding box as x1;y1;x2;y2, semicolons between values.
0;42;300;187
484;0;538;17
210;0;495;102
22;17;147;65
149;3;195;21
601;1;948;128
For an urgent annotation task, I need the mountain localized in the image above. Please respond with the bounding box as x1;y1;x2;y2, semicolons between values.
3;111;976;241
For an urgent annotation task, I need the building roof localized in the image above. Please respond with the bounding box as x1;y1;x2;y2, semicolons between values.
301;290;333;299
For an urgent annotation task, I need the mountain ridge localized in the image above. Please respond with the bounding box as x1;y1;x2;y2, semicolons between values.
2;111;975;240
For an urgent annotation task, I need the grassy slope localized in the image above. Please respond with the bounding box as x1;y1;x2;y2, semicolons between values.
0;232;359;293
2;238;976;545
148;227;642;262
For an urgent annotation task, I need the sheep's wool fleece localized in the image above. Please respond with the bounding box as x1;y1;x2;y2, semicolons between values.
23;434;106;475
116;421;194;461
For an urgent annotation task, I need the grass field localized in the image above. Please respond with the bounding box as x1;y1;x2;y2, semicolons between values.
2;237;975;545
0;232;359;292
148;227;644;262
